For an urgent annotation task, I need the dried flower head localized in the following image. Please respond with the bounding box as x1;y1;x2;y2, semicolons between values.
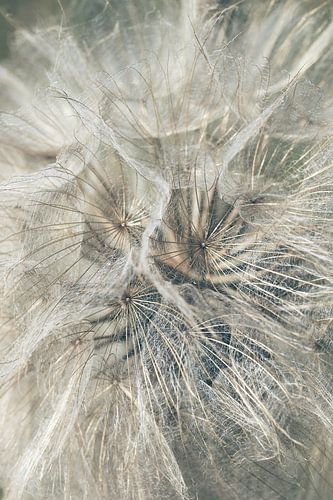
0;1;333;499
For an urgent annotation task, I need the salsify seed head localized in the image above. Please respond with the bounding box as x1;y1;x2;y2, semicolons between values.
0;1;333;499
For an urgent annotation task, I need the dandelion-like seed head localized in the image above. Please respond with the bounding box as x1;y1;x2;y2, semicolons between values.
0;1;332;499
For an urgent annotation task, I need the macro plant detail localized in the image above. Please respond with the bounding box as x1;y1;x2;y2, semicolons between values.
0;1;332;499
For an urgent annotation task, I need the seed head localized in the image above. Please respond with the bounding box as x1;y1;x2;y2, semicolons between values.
0;1;332;499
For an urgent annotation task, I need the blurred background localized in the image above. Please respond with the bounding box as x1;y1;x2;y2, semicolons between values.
0;0;73;59
0;0;131;60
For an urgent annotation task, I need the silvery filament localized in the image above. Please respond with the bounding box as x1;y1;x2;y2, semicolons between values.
0;1;332;499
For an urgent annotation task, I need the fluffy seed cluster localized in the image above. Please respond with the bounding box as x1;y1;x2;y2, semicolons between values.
0;1;333;499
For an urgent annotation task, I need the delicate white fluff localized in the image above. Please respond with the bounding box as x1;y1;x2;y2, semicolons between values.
0;1;333;499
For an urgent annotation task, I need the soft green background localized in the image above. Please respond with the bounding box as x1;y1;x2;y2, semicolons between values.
0;0;72;59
